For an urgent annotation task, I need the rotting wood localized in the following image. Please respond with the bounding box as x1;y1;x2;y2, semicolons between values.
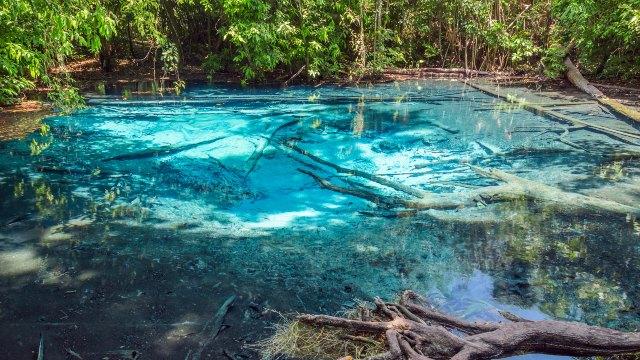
565;57;640;124
290;290;640;360
464;80;640;144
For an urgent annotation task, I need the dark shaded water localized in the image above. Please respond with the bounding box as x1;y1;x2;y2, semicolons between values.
1;81;639;359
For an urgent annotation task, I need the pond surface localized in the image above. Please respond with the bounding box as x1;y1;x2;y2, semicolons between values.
1;80;640;359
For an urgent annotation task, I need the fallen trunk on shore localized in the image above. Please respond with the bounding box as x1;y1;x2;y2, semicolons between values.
564;57;640;124
261;290;640;360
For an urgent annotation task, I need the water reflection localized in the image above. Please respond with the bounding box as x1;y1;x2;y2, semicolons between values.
1;80;639;358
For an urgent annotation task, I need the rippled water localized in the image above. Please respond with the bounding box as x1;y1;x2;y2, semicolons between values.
1;80;639;359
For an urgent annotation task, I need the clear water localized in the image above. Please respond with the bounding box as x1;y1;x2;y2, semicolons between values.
1;80;639;359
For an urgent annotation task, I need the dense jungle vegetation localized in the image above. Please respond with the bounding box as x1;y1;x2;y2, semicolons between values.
1;0;639;106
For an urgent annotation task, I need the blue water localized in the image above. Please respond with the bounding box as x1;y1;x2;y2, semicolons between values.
1;80;639;359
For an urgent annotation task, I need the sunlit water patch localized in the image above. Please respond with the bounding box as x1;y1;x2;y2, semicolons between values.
1;80;639;359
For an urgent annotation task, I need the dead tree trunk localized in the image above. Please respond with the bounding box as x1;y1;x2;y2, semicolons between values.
295;290;640;360
564;57;640;124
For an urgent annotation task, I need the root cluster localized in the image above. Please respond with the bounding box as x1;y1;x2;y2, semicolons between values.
263;291;640;360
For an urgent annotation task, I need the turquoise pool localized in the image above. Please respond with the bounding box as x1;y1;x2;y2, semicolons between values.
1;80;639;359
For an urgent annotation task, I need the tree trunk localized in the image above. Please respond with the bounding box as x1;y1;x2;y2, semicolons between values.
99;40;115;73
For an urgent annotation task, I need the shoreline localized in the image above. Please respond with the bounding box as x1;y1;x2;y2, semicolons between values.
2;61;639;127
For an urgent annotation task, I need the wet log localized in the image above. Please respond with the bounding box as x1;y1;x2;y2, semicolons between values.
564;57;640;124
291;290;640;360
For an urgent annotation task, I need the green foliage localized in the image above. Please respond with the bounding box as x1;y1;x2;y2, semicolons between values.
554;0;640;77
0;0;116;106
47;80;86;114
1;0;639;101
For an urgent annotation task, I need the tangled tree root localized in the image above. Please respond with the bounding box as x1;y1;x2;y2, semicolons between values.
263;291;640;360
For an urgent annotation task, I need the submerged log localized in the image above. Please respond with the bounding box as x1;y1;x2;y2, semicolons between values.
281;290;640;360
464;81;640;144
103;136;227;162
293;145;640;217
564;57;640;124
244;119;300;176
285;141;430;198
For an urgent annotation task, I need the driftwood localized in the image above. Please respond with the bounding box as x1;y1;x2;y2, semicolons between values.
464;81;640;144
564;57;640;124
293;290;640;360
384;68;499;77
290;143;640;217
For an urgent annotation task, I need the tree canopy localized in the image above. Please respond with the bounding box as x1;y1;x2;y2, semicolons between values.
1;0;639;105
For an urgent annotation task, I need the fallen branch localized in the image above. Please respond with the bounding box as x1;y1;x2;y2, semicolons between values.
284;65;306;86
273;290;640;360
244;119;300;176
464;81;640;144
384;68;499;77
189;295;236;360
565;57;640;124
285;141;430;198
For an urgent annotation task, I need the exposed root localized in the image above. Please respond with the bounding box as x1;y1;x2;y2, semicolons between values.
263;291;640;360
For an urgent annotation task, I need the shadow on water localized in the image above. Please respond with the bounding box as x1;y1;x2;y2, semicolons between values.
1;80;640;359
